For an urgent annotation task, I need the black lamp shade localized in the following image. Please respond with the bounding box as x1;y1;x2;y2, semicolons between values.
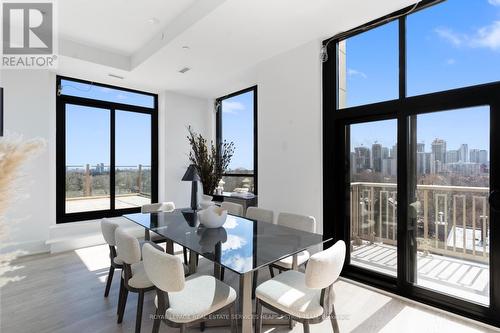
182;164;201;182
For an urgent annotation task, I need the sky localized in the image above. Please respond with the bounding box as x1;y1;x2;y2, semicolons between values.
347;0;499;154
64;81;153;167
221;91;254;171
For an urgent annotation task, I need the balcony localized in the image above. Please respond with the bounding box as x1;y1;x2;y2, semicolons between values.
350;182;489;305
65;164;151;213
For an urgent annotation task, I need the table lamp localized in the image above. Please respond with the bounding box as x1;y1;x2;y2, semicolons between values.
182;164;201;211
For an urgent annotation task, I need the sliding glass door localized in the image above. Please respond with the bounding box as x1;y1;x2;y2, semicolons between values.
408;107;491;306
322;0;500;325
56;76;158;223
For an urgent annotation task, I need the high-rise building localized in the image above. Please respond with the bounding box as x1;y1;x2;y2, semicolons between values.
417;152;426;175
354;146;370;172
470;149;480;163
390;144;397;159
425;152;435;174
446;150;459;164
417;143;425;153
431;139;447;164
479;150;488;164
382;147;389;159
372;143;382;172
458;144;468;162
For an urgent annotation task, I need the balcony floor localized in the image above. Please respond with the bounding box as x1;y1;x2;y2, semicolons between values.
65;195;150;213
351;242;489;305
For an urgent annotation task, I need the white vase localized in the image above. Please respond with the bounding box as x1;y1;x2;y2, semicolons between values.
197;206;228;228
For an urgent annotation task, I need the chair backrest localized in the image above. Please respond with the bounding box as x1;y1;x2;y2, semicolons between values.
305;240;346;290
142;243;185;292
101;218;120;246
277;212;316;233
246;207;274;224
115;228;142;265
141;202;176;213
221;202;244;216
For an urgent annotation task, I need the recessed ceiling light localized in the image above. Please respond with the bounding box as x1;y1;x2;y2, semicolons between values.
178;67;191;74
148;17;159;25
182;46;190;50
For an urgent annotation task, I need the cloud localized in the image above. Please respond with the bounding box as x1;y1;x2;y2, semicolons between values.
472;21;500;50
446;58;456;65
435;21;500;51
488;0;500;6
347;68;367;79
222;101;245;114
222;235;247;251
435;27;463;46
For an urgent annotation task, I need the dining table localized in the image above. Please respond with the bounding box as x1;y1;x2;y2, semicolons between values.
123;208;330;333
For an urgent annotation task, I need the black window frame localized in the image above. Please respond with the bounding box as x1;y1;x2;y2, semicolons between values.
56;75;158;223
215;86;258;195
323;0;500;327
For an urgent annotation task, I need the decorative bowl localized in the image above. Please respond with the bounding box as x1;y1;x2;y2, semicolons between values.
197;206;228;228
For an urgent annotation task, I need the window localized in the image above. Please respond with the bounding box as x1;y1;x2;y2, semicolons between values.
57;76;158;223
407;0;500;96
324;0;500;325
339;21;399;108
216;87;257;194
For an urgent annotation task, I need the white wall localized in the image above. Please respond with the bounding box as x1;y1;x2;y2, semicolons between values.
0;70;56;254
162;91;213;208
213;40;324;232
256;40;323;232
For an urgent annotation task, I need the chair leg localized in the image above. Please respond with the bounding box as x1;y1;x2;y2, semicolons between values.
288;316;293;329
268;266;274;278
117;277;124;315
104;266;115;297
220;267;225;281
200;321;205;331
303;322;310;333
183;247;188;265
255;299;263;333
252;270;258;299
152;308;161;333
179;324;186;333
229;302;238;333
135;291;144;333
117;288;128;324
330;305;340;333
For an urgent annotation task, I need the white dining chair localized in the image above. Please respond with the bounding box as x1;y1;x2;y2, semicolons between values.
100;218;123;298
142;243;238;333
221;201;244;216
255;240;346;333
269;212;316;277
141;202;176;213
115;228;157;333
246;207;274;224
141;202;189;265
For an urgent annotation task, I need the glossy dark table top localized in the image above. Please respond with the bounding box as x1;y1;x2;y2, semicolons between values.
123;209;329;275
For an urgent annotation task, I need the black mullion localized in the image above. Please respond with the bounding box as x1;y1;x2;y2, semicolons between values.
253;87;258;195
490;102;500;312
151;96;159;203
399;17;406;100
110;109;116;211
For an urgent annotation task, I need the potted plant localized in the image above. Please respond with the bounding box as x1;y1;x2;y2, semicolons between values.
186;126;234;196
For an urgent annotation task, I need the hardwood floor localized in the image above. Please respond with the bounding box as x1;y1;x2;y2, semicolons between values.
1;244;498;333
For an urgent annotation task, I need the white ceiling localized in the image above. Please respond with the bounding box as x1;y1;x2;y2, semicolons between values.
55;0;418;98
58;0;197;55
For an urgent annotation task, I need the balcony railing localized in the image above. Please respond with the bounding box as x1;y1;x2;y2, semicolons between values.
66;164;151;200
351;182;489;264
